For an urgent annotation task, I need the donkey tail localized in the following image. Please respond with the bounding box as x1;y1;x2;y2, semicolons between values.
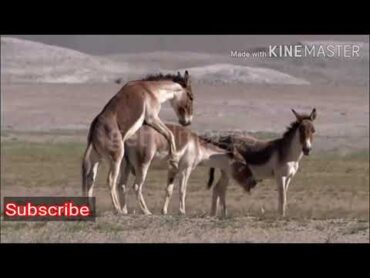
207;168;215;189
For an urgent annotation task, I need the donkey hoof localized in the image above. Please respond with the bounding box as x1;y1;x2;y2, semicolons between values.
113;210;121;215
115;210;124;215
144;210;152;215
121;208;128;215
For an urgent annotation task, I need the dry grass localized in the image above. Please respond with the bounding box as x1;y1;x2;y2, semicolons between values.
1;214;368;243
1;140;369;243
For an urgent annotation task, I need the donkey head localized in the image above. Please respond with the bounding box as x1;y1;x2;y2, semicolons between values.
227;146;259;192
172;70;194;126
292;108;317;156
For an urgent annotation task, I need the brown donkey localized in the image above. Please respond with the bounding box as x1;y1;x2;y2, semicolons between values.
116;124;256;215
82;71;194;213
207;108;317;217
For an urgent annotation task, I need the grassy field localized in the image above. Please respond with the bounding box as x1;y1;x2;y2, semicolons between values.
1;139;369;243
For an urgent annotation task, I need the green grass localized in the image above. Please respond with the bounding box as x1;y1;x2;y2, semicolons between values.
314;150;370;161
1;141;84;187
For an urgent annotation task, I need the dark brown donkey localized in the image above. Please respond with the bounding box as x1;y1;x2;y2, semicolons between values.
82;71;194;213
207;108;317;217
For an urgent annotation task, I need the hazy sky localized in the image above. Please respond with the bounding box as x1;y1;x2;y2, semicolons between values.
11;35;369;55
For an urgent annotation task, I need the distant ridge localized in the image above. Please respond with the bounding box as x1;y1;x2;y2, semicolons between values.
2;37;367;86
1;37;134;84
175;64;309;85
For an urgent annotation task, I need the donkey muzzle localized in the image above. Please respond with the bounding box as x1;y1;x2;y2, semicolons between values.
303;147;311;156
179;119;191;126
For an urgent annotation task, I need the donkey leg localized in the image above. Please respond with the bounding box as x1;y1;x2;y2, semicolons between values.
210;184;220;217
107;161;122;213
281;176;293;216
145;117;179;169
218;173;229;218
87;162;100;197
109;160;124;214
118;159;132;214
133;164;152;215
82;144;101;210
82;144;100;195
284;176;292;193
178;167;192;215
276;176;287;217
162;168;177;215
107;142;124;214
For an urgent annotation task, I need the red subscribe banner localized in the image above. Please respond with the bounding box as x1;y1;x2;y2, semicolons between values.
2;197;96;221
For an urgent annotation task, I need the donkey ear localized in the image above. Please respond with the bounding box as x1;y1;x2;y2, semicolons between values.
310;108;317;121
291;109;302;121
184;70;190;85
177;71;181;77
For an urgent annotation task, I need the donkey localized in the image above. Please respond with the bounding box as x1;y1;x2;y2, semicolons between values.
82;71;194;213
206;108;317;217
115;124;257;215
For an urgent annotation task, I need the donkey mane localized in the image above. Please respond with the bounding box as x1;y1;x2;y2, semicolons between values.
274;120;302;162
199;134;247;152
200;119;305;165
198;136;233;155
142;73;188;88
281;120;300;139
199;135;233;151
